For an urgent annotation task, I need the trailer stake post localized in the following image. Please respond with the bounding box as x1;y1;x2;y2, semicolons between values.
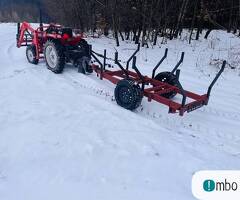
132;56;145;91
207;60;226;99
152;48;168;78
171;52;185;74
115;52;129;78
126;43;140;70
103;49;107;70
176;69;181;80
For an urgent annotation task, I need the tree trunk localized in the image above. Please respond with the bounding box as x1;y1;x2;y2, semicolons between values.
189;0;198;44
174;0;189;38
112;0;119;46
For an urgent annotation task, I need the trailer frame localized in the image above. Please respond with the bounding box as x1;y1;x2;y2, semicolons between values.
90;45;226;116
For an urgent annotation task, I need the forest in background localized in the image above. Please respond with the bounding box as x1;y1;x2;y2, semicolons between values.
0;0;42;22
0;0;240;46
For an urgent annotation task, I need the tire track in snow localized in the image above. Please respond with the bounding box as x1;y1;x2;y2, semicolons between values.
61;72;116;102
0;69;27;80
61;72;234;145
40;67;240;148
199;107;240;120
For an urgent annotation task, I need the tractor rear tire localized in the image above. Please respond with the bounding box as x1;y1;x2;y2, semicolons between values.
155;72;179;99
115;79;143;111
26;45;39;65
44;40;65;74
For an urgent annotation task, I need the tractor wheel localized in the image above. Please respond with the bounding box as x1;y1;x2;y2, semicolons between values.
44;40;65;74
26;45;39;65
114;79;143;111
155;72;179;99
77;56;93;74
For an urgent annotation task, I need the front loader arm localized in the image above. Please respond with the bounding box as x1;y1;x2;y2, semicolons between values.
17;22;35;48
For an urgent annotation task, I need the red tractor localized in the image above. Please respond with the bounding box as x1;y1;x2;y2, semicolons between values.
16;20;93;74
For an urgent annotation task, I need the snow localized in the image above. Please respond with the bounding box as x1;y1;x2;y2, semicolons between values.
0;23;240;200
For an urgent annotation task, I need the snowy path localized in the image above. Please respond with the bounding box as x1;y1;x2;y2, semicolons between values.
0;23;240;200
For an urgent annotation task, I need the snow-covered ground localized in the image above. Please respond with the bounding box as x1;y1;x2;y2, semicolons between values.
0;23;240;200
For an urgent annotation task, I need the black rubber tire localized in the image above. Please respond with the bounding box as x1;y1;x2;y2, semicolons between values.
115;79;143;110
77;61;86;74
26;45;39;65
78;39;91;58
77;57;93;74
155;71;179;99
44;40;65;74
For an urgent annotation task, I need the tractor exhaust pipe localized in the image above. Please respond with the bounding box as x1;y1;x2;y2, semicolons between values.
39;9;43;31
16;22;21;46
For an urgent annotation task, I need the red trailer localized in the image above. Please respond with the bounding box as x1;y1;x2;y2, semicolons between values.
91;46;226;116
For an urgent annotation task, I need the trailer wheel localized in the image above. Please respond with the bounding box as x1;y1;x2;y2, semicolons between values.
155;72;179;99
44;40;65;74
26;45;39;65
115;79;143;110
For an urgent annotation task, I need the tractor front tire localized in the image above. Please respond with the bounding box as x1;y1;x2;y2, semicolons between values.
115;79;143;111
26;45;39;65
44;40;65;74
155;72;179;99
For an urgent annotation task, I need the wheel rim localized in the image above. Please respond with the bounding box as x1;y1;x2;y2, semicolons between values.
45;45;58;68
27;49;34;62
118;87;133;104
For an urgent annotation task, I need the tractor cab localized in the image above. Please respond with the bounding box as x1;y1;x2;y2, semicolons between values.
46;24;73;39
